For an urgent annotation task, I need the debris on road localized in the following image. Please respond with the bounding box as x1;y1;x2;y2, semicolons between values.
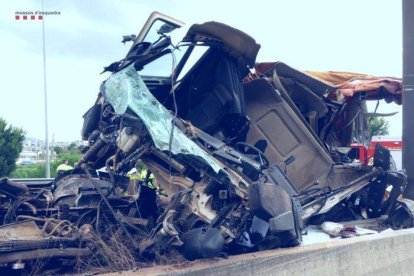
321;222;344;237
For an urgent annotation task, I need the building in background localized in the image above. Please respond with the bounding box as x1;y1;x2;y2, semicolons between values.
17;137;85;164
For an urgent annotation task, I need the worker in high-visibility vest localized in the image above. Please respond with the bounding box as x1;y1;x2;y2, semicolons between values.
56;160;73;176
140;169;155;189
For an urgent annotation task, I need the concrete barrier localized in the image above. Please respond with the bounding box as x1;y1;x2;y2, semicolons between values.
123;228;414;276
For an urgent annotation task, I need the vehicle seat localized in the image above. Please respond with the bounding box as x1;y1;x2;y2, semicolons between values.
175;49;245;134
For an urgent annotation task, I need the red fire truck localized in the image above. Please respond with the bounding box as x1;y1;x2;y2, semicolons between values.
350;136;403;170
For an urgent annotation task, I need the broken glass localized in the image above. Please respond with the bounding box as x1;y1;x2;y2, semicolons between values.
104;64;222;173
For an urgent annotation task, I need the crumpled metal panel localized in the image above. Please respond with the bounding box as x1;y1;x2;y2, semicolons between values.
104;64;221;173
0;221;44;241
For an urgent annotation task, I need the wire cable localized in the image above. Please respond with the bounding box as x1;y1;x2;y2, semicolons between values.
168;51;178;181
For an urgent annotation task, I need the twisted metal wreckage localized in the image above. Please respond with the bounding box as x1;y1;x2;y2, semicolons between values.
0;12;411;272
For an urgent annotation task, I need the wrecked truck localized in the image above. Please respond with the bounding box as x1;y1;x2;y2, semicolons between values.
0;11;410;272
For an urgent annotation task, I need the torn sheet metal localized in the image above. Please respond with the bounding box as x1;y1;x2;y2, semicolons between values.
0;221;44;241
305;71;402;104
251;62;402;104
103;64;221;173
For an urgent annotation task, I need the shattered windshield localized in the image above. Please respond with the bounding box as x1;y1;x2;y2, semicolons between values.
103;63;222;172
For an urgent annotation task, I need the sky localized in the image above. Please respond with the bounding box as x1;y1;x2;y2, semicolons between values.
0;0;403;142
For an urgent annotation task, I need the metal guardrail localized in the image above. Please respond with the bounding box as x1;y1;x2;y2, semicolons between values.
10;178;54;186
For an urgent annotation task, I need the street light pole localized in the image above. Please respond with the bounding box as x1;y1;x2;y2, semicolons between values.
403;0;414;199
42;0;50;178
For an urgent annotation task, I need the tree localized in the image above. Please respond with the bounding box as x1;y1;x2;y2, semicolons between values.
54;145;63;155
0;118;25;177
67;142;78;153
369;117;390;138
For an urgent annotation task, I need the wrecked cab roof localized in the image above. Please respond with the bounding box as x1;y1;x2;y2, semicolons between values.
183;21;261;68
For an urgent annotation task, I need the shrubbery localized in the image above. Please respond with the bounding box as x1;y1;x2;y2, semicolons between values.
10;152;82;178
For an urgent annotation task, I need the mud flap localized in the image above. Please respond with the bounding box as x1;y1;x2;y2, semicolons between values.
388;198;414;228
248;182;303;246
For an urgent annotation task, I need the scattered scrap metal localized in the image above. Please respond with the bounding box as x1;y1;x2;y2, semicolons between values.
0;11;412;274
